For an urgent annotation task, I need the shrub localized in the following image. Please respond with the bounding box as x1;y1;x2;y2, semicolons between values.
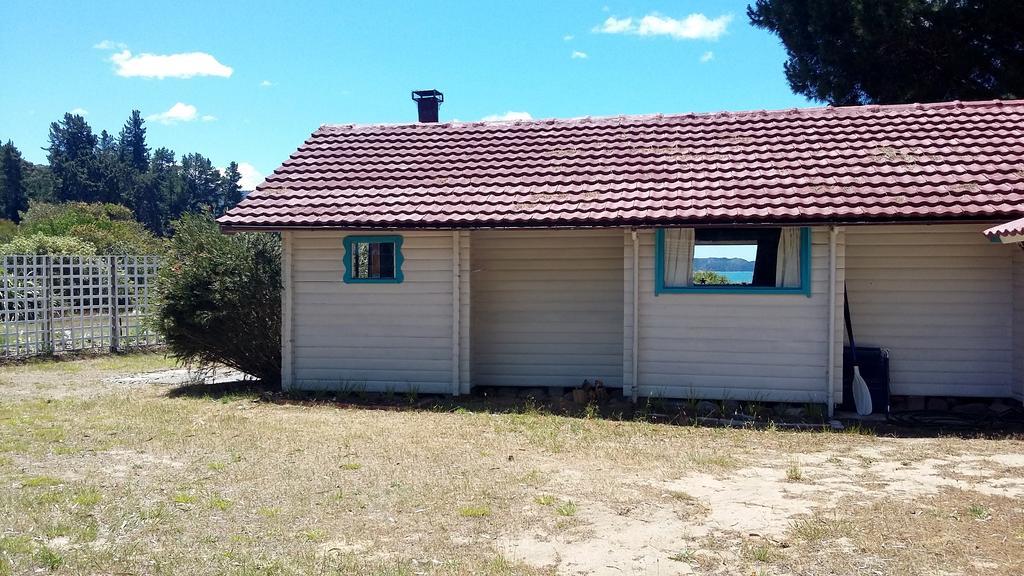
692;270;730;285
153;213;281;383
18;201;163;255
0;220;16;243
0;233;97;255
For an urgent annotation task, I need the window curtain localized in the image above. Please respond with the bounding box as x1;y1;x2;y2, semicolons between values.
663;228;695;288
775;227;801;288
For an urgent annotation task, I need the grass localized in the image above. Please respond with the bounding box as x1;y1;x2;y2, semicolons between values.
21;475;61;487
968;504;991;520
786;464;804;482
790;514;854;542
34;546;63;570
458;505;492;518
1;353;1023;575
668;549;695;562
171;492;198;505
533;494;556;506
554;501;578;517
207;494;233;511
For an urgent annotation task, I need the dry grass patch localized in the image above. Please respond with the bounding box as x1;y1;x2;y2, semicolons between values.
2;354;1023;575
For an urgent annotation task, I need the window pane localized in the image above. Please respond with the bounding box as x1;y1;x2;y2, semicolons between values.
379;242;395;278
677;228;792;289
692;243;757;285
369;242;381;278
355;242;369;278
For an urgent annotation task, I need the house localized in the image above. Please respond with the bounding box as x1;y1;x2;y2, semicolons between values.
219;94;1024;414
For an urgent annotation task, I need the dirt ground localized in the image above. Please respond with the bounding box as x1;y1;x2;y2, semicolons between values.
1;354;1023;575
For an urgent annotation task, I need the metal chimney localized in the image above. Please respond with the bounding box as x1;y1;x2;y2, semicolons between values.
411;89;444;123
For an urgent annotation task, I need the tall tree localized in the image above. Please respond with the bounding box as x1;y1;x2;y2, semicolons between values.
748;0;1024;105
179;153;220;214
139;147;179;234
0;141;30;222
47;112;101;202
96;129;127;204
217;161;244;216
117;110;150;173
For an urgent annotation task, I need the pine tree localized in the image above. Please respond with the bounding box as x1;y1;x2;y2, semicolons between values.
748;0;1024;105
47;113;101;202
146;147;181;234
117;110;150;173
0;141;30;222
180;153;220;214
218;161;244;216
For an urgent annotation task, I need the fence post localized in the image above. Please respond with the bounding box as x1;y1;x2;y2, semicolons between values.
42;255;52;354
109;256;120;353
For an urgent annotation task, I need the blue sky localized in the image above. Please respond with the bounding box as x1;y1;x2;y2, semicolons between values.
1;0;811;187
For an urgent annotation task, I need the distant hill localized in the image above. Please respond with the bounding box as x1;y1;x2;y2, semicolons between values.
693;257;753;272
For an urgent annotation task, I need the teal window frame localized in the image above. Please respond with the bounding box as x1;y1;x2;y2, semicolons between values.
343;235;405;284
654;227;811;296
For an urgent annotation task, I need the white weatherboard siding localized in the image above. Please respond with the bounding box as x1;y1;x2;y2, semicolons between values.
290;230;468;394
845;224;1015;398
1013;246;1024;401
471;229;624;388
625;228;842;403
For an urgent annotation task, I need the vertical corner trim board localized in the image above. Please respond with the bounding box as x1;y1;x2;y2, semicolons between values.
281;231;294;390
451;230;461;395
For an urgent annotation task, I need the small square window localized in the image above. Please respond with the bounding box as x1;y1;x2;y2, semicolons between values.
343;236;404;283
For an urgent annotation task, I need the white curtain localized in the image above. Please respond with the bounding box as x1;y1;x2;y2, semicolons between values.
663;228;695;288
775;227;801;288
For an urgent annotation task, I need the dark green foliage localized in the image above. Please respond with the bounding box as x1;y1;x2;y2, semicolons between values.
748;0;1024;105
154;213;281;383
218;162;244;217
179;153;221;214
18;201;164;254
47;113;102;202
0;140;29;222
118;110;150;172
38;110;245;234
22;161;55;202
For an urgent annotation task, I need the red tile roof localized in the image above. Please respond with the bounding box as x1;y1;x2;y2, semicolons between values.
220;99;1024;229
984;216;1024;240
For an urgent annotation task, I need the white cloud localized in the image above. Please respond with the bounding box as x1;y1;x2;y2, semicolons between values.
146;102;203;125
594;13;732;40
481;111;533;122
218;162;264;190
69;107;88;116
108;49;233;79
201;114;217;122
259;79;273;87
700;51;715;63
93;40;126;50
238;163;264;189
571;50;588;59
595;16;633;34
563;34;574;41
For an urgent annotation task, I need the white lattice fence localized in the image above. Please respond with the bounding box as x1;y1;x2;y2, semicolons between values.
1;255;163;359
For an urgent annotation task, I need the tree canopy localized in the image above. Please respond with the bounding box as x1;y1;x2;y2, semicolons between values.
21;110;249;234
748;0;1024;105
0;141;29;222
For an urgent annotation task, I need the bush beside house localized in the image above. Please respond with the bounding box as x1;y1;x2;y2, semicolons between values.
153;213;281;384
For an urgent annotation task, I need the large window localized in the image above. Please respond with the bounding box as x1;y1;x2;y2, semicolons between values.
343;235;404;283
655;227;810;295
